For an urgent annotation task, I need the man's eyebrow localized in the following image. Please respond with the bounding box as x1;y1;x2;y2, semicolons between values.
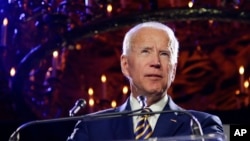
160;49;171;52
133;46;152;51
141;46;153;50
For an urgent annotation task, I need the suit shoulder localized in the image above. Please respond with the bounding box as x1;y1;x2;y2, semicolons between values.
187;110;224;134
188;110;220;121
188;110;223;127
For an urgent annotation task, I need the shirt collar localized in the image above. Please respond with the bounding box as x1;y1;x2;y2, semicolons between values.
130;94;168;112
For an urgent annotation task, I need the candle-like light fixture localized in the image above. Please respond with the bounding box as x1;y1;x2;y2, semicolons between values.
1;18;8;47
101;74;107;83
122;85;129;102
88;87;94;96
106;4;112;16
88;87;94;112
188;1;193;8
239;66;244;93
244;80;249;93
101;74;107;99
10;67;15;77
29;69;35;82
46;68;52;78
235;89;240;95
122;85;128;94
111;100;117;108
85;0;93;14
75;43;82;50
52;51;59;77
9;67;15;88
89;98;94;106
88;98;95;112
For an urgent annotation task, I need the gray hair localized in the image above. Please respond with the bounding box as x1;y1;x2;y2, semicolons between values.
122;21;179;64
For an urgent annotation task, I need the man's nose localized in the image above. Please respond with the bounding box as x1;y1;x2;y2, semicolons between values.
150;54;161;68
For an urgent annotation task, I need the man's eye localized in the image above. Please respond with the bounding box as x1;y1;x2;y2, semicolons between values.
141;49;149;53
160;52;169;56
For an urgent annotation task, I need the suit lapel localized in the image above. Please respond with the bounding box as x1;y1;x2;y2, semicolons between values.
112;99;135;140
152;96;185;137
111;96;188;139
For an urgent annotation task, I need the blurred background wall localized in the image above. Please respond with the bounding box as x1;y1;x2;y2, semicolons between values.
0;0;250;140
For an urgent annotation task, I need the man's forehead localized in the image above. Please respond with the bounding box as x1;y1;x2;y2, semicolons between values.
133;26;168;34
130;27;169;41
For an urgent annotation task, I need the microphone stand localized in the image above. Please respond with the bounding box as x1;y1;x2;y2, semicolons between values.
9;109;203;141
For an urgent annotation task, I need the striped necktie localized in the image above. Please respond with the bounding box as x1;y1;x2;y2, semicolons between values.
134;107;153;140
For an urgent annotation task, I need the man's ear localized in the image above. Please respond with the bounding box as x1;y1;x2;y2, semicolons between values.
120;55;129;77
171;63;177;82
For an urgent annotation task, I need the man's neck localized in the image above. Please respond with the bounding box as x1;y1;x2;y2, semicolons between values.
131;92;166;106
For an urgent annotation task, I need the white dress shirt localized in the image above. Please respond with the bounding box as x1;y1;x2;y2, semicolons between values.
130;94;168;132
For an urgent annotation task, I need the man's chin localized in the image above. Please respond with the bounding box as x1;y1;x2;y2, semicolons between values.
146;89;164;95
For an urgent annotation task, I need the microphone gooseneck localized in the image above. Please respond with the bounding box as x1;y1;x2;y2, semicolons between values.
69;99;86;117
190;116;204;136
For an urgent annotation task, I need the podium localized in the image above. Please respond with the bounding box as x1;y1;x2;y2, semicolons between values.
117;133;227;141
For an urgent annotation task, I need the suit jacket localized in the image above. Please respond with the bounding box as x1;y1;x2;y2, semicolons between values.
67;96;224;141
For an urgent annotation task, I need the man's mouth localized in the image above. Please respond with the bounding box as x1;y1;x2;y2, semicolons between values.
145;74;162;78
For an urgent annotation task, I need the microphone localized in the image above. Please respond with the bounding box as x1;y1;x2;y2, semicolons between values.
69;99;86;117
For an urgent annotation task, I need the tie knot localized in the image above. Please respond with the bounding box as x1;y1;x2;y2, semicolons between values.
142;107;152;113
141;107;153;117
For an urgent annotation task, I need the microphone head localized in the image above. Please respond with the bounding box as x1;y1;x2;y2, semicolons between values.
69;99;87;116
76;99;86;107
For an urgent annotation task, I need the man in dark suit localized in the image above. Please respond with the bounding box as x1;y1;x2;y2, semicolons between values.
67;21;224;141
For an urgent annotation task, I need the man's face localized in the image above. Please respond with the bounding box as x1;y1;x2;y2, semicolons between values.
121;27;177;98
